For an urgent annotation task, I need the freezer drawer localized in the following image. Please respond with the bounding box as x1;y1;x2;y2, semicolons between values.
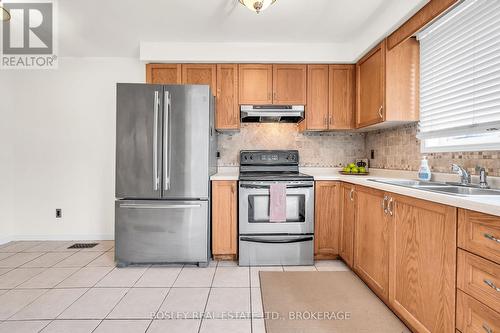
115;200;209;266
238;235;314;266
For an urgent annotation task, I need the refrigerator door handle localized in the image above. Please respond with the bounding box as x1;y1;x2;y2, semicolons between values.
119;203;202;209
153;91;160;191
164;91;171;191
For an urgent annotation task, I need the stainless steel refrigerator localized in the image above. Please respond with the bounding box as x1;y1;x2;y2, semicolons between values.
115;83;217;267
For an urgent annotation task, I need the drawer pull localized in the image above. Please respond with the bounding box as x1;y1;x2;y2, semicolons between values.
484;233;500;243
482;323;493;333
484;279;500;292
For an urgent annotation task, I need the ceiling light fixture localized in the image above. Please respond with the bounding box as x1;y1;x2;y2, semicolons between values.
1;4;10;22
239;0;276;14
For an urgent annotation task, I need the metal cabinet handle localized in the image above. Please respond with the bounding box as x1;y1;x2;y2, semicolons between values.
329;115;333;126
349;188;354;201
164;91;171;191
382;195;388;214
484;233;500;243
378;105;383;119
482;323;493;333
153;91;160;191
388;197;394;216
484;279;500;292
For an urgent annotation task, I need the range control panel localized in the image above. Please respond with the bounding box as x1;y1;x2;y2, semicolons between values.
240;150;299;165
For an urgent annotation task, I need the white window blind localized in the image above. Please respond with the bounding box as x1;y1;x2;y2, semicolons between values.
417;0;500;141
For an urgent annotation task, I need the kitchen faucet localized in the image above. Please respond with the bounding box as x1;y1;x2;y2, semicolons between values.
451;164;471;185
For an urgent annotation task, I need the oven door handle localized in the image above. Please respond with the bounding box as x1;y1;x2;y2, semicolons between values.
239;184;313;189
240;236;314;244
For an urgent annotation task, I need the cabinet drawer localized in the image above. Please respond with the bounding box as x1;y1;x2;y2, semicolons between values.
458;209;500;264
457;290;500;333
458;249;500;313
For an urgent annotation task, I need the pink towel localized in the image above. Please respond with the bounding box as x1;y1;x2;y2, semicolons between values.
269;183;287;222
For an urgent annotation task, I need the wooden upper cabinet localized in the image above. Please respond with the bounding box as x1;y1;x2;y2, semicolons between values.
329;65;355;129
182;64;217;93
356;41;386;128
339;183;356;268
216;64;239;130
239;64;273;104
314;181;341;259
305;65;329;130
146;64;182;84
354;186;389;301
356;38;419;129
272;64;307;105
389;194;457;333
211;181;238;259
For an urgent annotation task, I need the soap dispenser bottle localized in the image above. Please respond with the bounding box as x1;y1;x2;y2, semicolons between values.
418;156;432;181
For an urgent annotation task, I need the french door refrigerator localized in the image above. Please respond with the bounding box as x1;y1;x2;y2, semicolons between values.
115;83;217;267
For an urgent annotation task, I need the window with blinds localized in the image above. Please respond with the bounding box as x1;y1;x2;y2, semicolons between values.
417;0;500;152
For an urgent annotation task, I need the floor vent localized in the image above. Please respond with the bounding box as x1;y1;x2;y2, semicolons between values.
67;243;99;249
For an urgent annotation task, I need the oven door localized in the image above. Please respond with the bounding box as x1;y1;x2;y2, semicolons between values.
239;181;314;234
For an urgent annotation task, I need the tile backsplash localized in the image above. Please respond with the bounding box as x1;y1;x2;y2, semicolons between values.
365;123;500;177
217;124;366;167
217;123;499;177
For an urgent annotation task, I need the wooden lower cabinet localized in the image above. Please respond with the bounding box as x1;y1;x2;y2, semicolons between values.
339;183;355;268
389;194;457;333
314;181;341;259
211;181;237;260
456;290;500;333
353;186;390;301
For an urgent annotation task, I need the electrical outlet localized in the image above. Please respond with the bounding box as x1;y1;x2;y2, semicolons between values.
55;209;62;218
370;150;375;159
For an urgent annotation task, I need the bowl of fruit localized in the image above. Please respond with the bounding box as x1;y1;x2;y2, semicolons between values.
340;162;369;175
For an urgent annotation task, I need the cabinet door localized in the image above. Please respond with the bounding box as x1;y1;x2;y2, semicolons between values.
339;183;355;268
389;194;456;333
329;65;355;129
216;64;239;130
356;41;386;128
354;186;389;301
212;181;238;259
273;64;307;105
146;64;182;84
305;65;329;130
239;64;273;104
314;181;341;259
182;64;217;93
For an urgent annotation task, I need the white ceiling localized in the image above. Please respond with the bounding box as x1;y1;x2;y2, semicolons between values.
58;0;428;60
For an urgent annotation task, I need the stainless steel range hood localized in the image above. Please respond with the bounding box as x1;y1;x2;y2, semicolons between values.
240;105;305;123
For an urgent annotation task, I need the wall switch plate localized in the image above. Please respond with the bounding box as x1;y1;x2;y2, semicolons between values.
56;209;62;218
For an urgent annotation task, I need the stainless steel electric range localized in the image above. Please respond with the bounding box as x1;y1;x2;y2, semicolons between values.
238;150;314;266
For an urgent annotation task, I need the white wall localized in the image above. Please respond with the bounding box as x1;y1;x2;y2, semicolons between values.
0;58;144;243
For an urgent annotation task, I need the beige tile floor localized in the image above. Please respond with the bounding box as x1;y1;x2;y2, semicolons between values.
0;241;350;333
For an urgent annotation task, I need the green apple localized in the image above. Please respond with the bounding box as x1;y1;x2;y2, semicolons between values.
342;167;350;173
359;166;366;173
348;163;356;169
351;167;359;173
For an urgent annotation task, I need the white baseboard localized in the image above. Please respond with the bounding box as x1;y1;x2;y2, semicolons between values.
0;234;114;245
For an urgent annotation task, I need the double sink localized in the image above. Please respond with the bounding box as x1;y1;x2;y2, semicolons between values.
368;179;500;196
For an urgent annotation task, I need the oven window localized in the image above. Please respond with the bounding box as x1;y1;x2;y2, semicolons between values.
247;194;305;223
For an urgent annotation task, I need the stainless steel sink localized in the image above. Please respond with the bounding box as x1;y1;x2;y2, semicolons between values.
425;186;500;196
368;179;500;196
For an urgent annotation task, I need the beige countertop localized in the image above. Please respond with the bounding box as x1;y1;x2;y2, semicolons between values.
211;167;500;217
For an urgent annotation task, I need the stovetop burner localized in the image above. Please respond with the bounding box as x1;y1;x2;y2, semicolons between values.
238;150;313;181
239;172;313;181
